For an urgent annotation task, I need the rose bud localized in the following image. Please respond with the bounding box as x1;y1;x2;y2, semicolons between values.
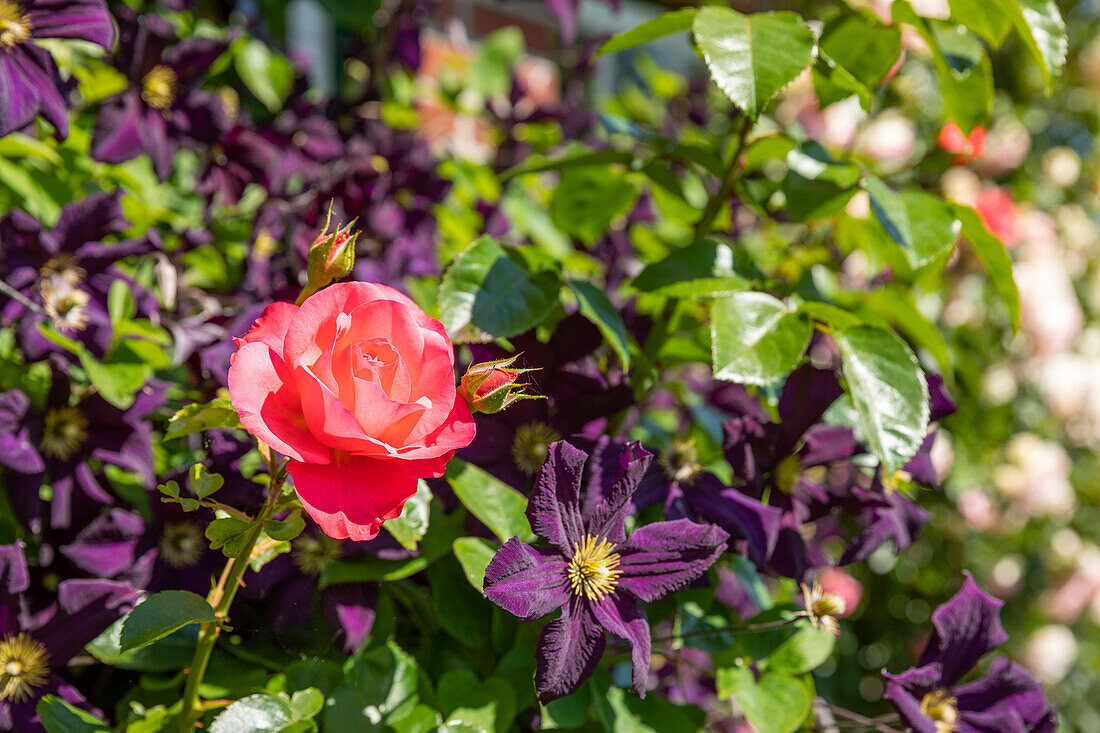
938;121;986;163
458;354;542;414
300;207;359;304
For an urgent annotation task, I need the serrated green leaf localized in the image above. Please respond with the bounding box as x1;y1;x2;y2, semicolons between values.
439;237;561;340
995;0;1066;91
446;459;532;543
597;8;697;56
692;7;815;119
835;326;930;474
264;509;306;541
632;240;747;297
865;177;960;268
549;166;637;246
120;591;215;652
711;292;811;386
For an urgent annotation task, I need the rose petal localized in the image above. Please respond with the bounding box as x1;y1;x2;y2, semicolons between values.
289;454;423;541
240;301;299;352
293;364;378;453
228;342;329;464
484;538;569;621
283;282;416;369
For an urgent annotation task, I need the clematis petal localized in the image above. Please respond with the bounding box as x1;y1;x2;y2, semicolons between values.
27;0;117;47
684;474;782;568
288;454;424;541
484;537;569;621
0;542;30;600
527;441;588;555
322;584;377;654
919;574;1008;687
228;342;330;464
955;658;1055;732
882;664;942;733
50;191;127;252
91;93;147;164
589;594;651;698
535;595;606;704
584;441;652;545
616;518;728;603
776;365;843;456
37;579;140;664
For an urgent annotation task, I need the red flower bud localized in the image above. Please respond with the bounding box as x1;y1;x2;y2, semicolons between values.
458;354;542;414
938;122;986;163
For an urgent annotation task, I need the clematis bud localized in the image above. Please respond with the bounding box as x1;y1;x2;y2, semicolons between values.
458;354;541;414
299;206;359;304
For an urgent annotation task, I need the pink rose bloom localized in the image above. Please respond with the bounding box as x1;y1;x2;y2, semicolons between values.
228;282;476;540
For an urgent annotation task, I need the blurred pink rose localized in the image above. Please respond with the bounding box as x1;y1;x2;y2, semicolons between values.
819;567;863;617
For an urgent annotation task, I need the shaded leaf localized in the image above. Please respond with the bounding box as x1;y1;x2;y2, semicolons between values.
446;459;533;543
568;279;630;369
120;591;215;652
953;203;1020;331
597;8;697;56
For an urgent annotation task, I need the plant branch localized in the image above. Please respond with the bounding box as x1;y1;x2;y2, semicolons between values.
648;615;801;645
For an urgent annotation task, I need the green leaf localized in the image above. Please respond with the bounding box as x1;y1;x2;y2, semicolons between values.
592;674;706;732
692;7;815;119
798;301;863;330
503;149;634;180
818;14;902;91
568;279;630;369
453;536;497;593
79;353;148;410
207;516;256;558
632;241;748;297
235;38;292;111
892;3;992;132
189;464;225;499
783;142;860;221
209;694;302;733
864;285;953;377
717;668;812;733
384;481;432;551
949;0;1011;45
953;203;1020;331
711;292;811;386
38;696;111;733
439;237;561;340
549;166;637;246
446;459;533;543
324;643;424;730
764;625;836;675
120;590;215;651
165;398;241;440
834;326;930;474
865;177;960;268
438;670;517;733
597;8;697;56
264;509;306;542
87;617;198;671
995;0;1066;91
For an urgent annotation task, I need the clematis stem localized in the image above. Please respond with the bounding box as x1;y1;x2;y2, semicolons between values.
176;454;286;731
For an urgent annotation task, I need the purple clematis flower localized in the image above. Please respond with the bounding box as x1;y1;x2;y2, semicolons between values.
0;369;164;533
0;0;115;137
883;574;1056;733
483;439;728;702
0;542;138;730
0;191;161;361
90;5;231;179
